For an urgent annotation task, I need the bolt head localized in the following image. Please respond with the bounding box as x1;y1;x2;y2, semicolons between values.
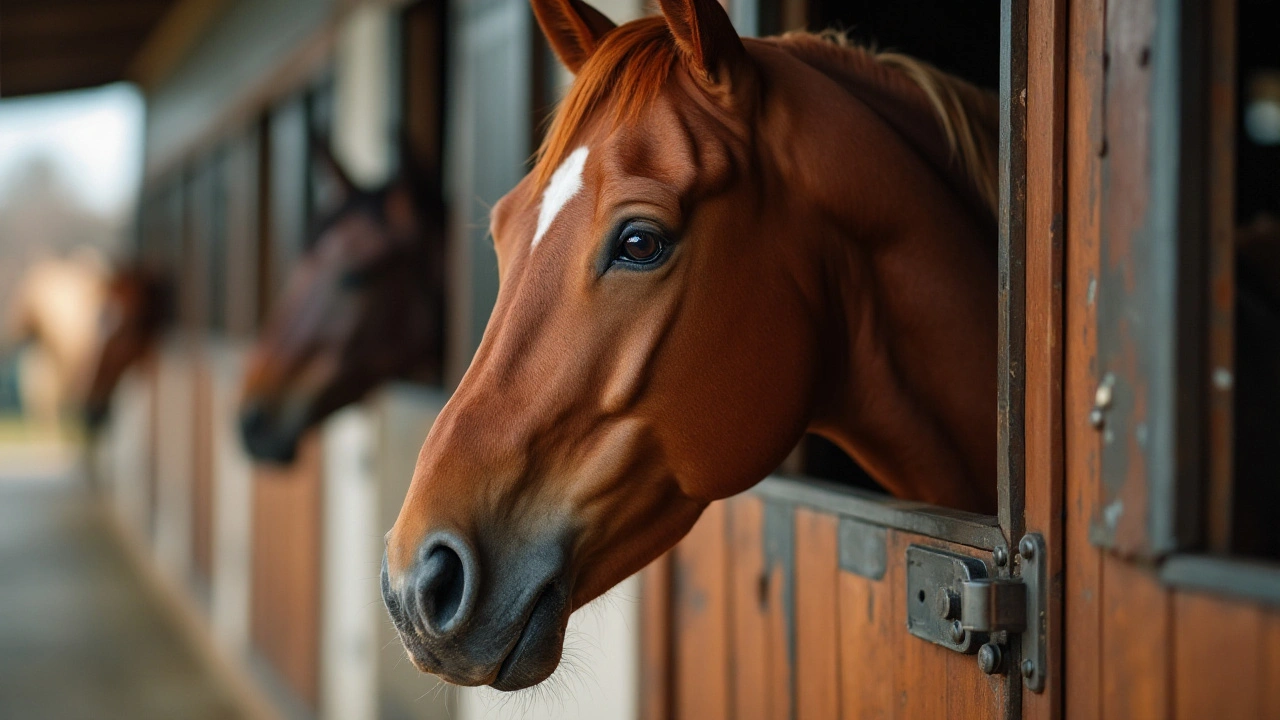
935;589;960;620
1021;658;1036;679
1089;407;1106;429
949;619;966;644
993;545;1009;566
978;643;1003;674
1094;380;1113;409
1019;536;1037;560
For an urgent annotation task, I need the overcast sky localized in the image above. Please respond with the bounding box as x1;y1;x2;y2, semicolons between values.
0;83;144;217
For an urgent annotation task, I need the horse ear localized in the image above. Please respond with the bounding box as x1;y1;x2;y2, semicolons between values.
531;0;616;74
657;0;748;88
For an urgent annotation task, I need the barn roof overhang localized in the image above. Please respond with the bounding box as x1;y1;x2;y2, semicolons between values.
0;0;226;98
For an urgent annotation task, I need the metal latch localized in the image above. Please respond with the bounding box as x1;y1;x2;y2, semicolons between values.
905;535;1047;692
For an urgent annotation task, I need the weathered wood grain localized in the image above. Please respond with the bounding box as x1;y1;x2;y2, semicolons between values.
794;507;840;720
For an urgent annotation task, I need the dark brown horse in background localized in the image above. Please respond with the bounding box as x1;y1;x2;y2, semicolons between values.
83;266;171;429
238;145;445;464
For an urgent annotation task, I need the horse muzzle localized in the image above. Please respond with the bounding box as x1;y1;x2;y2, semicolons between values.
238;401;304;464
381;530;571;691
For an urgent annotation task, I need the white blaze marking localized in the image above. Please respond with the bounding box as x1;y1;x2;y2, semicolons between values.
532;145;589;249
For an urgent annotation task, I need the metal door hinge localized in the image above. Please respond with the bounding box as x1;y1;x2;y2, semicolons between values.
905;534;1047;692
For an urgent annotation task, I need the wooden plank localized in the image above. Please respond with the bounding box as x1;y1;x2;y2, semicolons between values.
673;501;730;720
839;535;895;719
266;96;308;308
639;551;674;720
223;129;262;339
1173;590;1261;720
1062;0;1105;711
948;647;1002;720
1095;0;1207;558
1024;0;1067;715
1100;557;1168;720
190;355;214;580
997;0;1029;544
250;432;323;707
794;507;840;720
752;477;1004;551
764;501;794;720
727;496;770;720
401;0;447;176
894;532;947;720
1262;610;1280;719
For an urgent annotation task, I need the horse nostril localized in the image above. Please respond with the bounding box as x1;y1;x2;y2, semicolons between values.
416;541;471;635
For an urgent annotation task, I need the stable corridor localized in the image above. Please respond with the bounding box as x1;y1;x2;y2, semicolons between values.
0;458;244;720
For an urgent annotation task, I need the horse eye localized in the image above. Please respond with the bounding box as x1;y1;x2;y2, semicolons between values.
619;230;663;264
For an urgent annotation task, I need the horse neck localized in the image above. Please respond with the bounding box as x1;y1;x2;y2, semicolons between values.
756;39;1000;512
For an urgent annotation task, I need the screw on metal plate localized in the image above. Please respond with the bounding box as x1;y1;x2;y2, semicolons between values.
949;620;967;644
993;545;1009;567
1019;535;1036;560
978;643;1004;675
1019;534;1048;693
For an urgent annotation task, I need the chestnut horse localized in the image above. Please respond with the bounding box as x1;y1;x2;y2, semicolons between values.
238;146;445;463
384;0;999;690
82;266;171;429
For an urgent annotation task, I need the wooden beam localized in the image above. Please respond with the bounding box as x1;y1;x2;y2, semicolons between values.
2;2;168;40
0;55;130;97
128;0;231;92
2;31;151;60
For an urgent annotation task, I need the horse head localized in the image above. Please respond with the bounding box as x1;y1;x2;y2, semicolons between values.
384;0;999;690
82;266;171;429
239;144;445;463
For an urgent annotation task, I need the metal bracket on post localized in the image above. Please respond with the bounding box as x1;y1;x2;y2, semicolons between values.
1017;533;1047;693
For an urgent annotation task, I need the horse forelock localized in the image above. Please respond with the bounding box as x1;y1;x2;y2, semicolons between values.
534;17;679;191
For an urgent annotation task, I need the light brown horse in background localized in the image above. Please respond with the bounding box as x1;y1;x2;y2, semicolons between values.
383;0;998;690
238;144;446;464
4;251;109;432
81;266;171;429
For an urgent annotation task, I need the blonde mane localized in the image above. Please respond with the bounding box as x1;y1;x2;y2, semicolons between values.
534;20;999;218
787;28;1000;217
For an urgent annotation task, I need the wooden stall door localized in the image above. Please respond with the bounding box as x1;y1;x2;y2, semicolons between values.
250;434;323;708
643;489;1023;720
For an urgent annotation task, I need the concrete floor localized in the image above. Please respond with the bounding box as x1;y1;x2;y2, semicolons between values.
0;468;245;720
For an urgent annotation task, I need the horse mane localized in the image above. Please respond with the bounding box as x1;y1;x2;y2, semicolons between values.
777;29;999;217
535;18;998;218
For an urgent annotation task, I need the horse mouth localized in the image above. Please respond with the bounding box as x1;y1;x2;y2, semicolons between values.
491;584;567;691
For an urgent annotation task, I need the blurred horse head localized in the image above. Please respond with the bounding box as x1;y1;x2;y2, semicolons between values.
4;250;109;429
239;144;445;464
82;266;171;429
384;0;998;690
